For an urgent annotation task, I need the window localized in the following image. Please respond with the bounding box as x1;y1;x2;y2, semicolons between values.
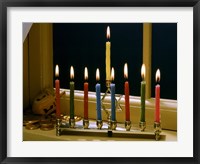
53;23;177;99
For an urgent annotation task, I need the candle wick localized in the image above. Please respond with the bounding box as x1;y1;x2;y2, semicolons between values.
124;78;127;82
142;76;145;81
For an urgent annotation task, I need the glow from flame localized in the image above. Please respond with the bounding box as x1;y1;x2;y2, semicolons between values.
141;64;146;80
111;67;115;81
84;67;88;81
107;26;110;39
96;68;100;81
156;69;161;82
70;66;74;80
124;63;128;79
55;65;59;77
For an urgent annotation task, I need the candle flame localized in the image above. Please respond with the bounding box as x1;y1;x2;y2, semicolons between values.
70;66;74;80
106;26;110;39
55;65;59;77
96;68;100;81
156;69;161;82
84;67;88;81
111;67;115;81
124;63;128;79
141;64;146;80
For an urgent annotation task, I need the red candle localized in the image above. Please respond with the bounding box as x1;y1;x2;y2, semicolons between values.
155;69;161;123
55;65;60;118
84;67;89;120
124;63;130;121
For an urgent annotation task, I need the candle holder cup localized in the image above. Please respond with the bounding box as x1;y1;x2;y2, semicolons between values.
139;121;146;131
154;122;162;141
69;118;75;128
106;80;111;88
83;119;89;129
125;120;132;131
96;120;103;129
111;120;117;130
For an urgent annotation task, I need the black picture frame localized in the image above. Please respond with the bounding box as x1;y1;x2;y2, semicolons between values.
0;0;199;163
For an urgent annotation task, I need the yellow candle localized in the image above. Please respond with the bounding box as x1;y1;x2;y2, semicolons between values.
106;26;111;81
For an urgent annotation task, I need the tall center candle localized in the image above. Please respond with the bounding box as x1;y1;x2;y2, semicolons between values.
95;68;102;120
155;69;161;123
124;63;130;121
106;26;111;81
110;67;116;121
55;65;60;118
84;67;89;120
140;64;146;122
70;66;75;119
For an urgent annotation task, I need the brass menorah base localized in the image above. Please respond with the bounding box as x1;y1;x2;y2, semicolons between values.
56;118;163;141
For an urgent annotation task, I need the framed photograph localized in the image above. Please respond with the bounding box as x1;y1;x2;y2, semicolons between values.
1;0;199;163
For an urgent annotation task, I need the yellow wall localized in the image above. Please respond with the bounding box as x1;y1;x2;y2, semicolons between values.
23;23;53;109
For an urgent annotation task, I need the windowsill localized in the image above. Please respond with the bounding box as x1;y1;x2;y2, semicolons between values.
23;88;177;141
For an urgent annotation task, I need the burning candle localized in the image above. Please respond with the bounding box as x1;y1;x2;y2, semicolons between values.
84;67;89;120
155;69;161;123
140;64;146;122
110;67;116;121
95;68;102;120
55;65;60;118
106;26;111;81
70;66;75;119
124;63;130;121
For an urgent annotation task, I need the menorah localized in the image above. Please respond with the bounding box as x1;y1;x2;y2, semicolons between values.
55;79;162;141
55;26;162;141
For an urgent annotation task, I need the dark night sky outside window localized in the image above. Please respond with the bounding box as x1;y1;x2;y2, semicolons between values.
53;23;177;100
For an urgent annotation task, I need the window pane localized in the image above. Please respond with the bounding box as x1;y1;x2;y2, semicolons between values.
53;23;143;96
53;23;177;100
152;23;177;100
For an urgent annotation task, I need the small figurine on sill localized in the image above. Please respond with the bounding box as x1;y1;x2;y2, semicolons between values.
32;88;65;117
